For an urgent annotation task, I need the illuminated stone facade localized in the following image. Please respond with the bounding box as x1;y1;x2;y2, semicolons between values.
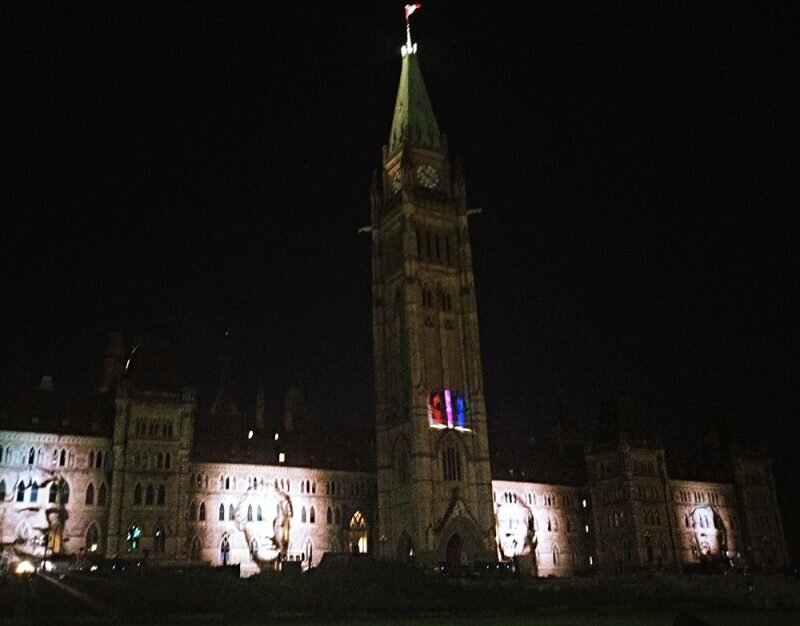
3;416;787;576
0;30;791;578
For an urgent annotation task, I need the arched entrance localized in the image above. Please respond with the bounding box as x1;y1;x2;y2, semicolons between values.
445;533;465;571
396;531;414;562
220;535;231;566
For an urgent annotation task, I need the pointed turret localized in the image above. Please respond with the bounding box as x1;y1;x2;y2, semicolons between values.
388;49;443;157
210;357;240;419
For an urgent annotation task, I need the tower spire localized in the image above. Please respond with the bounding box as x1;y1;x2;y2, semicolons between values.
388;4;442;158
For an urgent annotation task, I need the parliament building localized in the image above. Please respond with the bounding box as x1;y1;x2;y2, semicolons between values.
0;27;789;578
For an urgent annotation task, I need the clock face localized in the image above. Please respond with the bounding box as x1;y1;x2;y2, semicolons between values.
416;164;440;190
391;170;403;193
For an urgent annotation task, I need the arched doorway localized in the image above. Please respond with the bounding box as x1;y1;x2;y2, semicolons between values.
397;531;414;562
220;534;231;566
445;533;465;572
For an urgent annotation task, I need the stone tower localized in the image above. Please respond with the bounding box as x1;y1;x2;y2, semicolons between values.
371;20;495;569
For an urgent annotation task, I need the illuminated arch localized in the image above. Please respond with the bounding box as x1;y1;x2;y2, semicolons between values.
219;534;231;566
126;523;142;551
348;511;368;554
85;522;101;553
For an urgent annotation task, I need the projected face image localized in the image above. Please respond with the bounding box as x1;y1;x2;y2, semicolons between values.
236;484;293;568
495;501;534;560
1;470;68;564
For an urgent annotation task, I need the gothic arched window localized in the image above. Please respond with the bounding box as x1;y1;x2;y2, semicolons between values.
85;483;95;505
190;536;202;560
154;526;166;553
86;523;100;552
442;445;462;482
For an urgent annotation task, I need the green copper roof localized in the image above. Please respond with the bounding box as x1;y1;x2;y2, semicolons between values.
388;51;442;156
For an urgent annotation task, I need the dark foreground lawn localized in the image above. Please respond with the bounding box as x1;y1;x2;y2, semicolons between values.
1;562;798;625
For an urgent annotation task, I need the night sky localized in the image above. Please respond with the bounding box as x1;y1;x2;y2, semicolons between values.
3;4;797;554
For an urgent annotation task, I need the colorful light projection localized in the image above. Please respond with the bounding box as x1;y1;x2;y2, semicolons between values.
427;389;470;431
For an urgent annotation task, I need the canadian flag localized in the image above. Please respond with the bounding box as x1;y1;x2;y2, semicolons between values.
405;4;422;20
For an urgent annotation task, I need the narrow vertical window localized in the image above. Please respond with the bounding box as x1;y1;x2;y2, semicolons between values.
85;483;95;505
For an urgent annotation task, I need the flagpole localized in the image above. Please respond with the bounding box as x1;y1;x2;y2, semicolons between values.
403;4;420;56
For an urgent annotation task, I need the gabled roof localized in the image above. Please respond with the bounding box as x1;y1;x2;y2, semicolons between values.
387;50;442;157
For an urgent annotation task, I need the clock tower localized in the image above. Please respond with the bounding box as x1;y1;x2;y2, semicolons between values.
371;18;495;569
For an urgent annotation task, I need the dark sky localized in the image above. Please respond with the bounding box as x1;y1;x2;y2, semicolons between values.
3;2;797;549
